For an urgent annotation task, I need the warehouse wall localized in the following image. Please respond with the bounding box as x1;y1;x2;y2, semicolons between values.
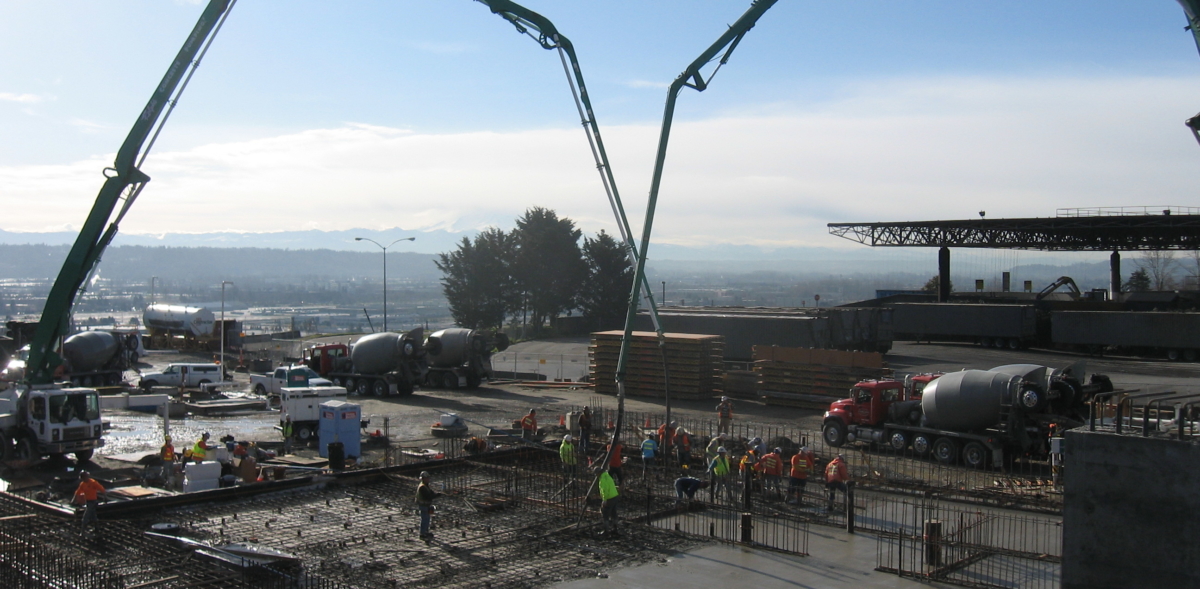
1062;430;1200;589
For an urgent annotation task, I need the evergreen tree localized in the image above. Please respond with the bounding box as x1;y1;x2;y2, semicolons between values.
1124;268;1151;292
579;230;634;331
511;208;587;330
435;228;517;330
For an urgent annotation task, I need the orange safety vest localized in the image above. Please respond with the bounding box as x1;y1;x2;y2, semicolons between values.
791;453;813;479
759;453;783;476
161;443;175;462
521;414;537;430
717;402;733;419
826;459;849;483
608;443;623;468
74;478;106;503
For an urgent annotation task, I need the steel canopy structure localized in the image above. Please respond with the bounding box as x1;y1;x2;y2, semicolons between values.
828;207;1200;252
827;207;1200;302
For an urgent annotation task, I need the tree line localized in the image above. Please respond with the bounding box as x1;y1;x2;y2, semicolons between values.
435;207;634;334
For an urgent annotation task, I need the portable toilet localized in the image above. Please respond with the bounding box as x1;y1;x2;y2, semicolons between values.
319;400;361;459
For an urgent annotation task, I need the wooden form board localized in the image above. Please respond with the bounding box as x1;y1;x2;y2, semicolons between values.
590;331;725;400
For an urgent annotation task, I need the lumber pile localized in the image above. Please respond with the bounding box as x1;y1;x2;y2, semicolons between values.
754;345;889;409
589;331;724;400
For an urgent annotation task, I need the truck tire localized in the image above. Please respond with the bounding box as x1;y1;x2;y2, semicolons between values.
75;449;94;463
198;379;211;387
13;434;35;463
1167;349;1181;361
373;379;388;397
357;380;371;396
1185;350;1198;362
932;437;958;465
888;431;909;452
344;378;356;394
297;426;314;442
1007;339;1021;350
332;377;344;387
912;434;933;457
443;372;459;389
129;352;140;365
822;421;847;447
142;380;158;390
395;379;414;397
961;442;988;469
255;383;267;396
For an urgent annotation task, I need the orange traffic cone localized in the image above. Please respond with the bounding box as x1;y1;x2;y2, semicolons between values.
606;419;614;430
644;416;652;428
558;414;565;427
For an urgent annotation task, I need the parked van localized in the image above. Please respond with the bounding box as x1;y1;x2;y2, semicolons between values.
139;363;222;389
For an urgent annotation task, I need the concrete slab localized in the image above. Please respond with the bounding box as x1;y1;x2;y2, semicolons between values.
552;531;954;589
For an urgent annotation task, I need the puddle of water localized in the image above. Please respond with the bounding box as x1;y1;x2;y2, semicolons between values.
100;409;281;456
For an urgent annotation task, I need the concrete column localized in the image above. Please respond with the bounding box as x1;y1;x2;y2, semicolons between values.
938;247;951;302
1110;251;1121;297
1002;271;1011;292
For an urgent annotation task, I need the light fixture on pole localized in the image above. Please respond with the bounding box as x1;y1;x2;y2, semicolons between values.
355;236;416;332
221;281;233;382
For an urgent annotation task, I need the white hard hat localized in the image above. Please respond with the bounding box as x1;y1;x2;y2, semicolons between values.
419;471;431;478
721;396;729;402
563;434;573;441
717;447;727;453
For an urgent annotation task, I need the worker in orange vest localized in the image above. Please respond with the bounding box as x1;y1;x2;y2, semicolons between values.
716;396;734;435
825;454;851;510
520;409;538;441
788;446;815;505
73;471;108;537
674;428;692;467
605;440;625;485
758;447;785;499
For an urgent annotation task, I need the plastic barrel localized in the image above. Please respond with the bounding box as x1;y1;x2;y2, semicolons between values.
328;442;345;470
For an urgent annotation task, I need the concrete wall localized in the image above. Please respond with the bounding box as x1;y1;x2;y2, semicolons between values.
1062;430;1200;589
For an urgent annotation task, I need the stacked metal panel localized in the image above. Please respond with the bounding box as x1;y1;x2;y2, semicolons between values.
754;345;888;408
589;330;724;400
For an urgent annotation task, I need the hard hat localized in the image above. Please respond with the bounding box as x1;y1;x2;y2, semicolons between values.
717;447;727;453
801;446;809;453
669;421;677;427
164;435;171;441
563;434;572;441
721;396;729;402
774;447;782;454
419;471;431;478
836;454;844;460
202;432;210;437
719;433;727;439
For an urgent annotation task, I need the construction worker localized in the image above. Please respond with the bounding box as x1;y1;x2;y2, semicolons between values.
674;474;709;504
605;440;624;485
707;447;734;502
788;446;815;505
415;471;440;541
282;416;294;455
656;421;676;459
825;454;851;510
598;469;619;536
578;406;593;454
716;396;734;435
706;433;726;463
560;434;578;482
73;471;107;537
160;435;175;462
640;434;658;480
759;447;785;499
520;409;538;441
739;449;759;498
675;428;692;467
191;432;210;463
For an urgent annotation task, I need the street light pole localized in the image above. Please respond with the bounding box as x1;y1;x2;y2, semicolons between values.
355;236;416;332
150;276;158;304
221;281;233;381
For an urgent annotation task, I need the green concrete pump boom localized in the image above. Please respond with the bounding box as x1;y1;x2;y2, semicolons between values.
1177;1;1200;143
613;0;778;446
24;0;235;385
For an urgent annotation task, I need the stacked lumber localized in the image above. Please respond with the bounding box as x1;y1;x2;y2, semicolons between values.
754;345;889;409
589;331;724;400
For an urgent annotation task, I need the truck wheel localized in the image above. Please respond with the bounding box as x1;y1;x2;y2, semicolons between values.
75;449;94;463
932;437;958;465
961;442;988;469
345;378;356;394
357;380;371;396
443;372;459;389
1167;349;1181;361
13;435;35;462
332;377;344;387
268;396;282;410
912;434;933;457
822;421;847;447
297;426;314;442
255;383;267;396
395;380;414;397
373;380;389;397
129;352;139;365
142;380;158;390
1185;350;1198;363
82;376;94;387
888;431;909;452
198;379;211;387
466;374;482;389
1007;339;1021;350
979;337;992;348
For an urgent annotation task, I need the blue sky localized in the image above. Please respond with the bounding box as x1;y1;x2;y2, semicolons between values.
3;1;1200;253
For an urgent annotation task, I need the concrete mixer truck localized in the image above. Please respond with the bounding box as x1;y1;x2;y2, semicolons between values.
821;363;1113;468
421;328;509;389
303;329;425;397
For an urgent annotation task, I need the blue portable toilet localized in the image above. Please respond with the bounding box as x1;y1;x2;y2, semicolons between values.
318;400;361;459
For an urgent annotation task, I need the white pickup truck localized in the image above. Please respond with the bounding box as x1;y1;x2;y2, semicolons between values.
250;366;333;397
139;363;223;389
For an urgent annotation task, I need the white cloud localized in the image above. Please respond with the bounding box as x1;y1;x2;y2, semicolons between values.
3;74;1199;249
0;92;45;104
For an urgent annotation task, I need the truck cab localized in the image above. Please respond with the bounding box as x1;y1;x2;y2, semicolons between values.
304;344;348;376
823;373;943;449
139;363;221;389
0;386;104;462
